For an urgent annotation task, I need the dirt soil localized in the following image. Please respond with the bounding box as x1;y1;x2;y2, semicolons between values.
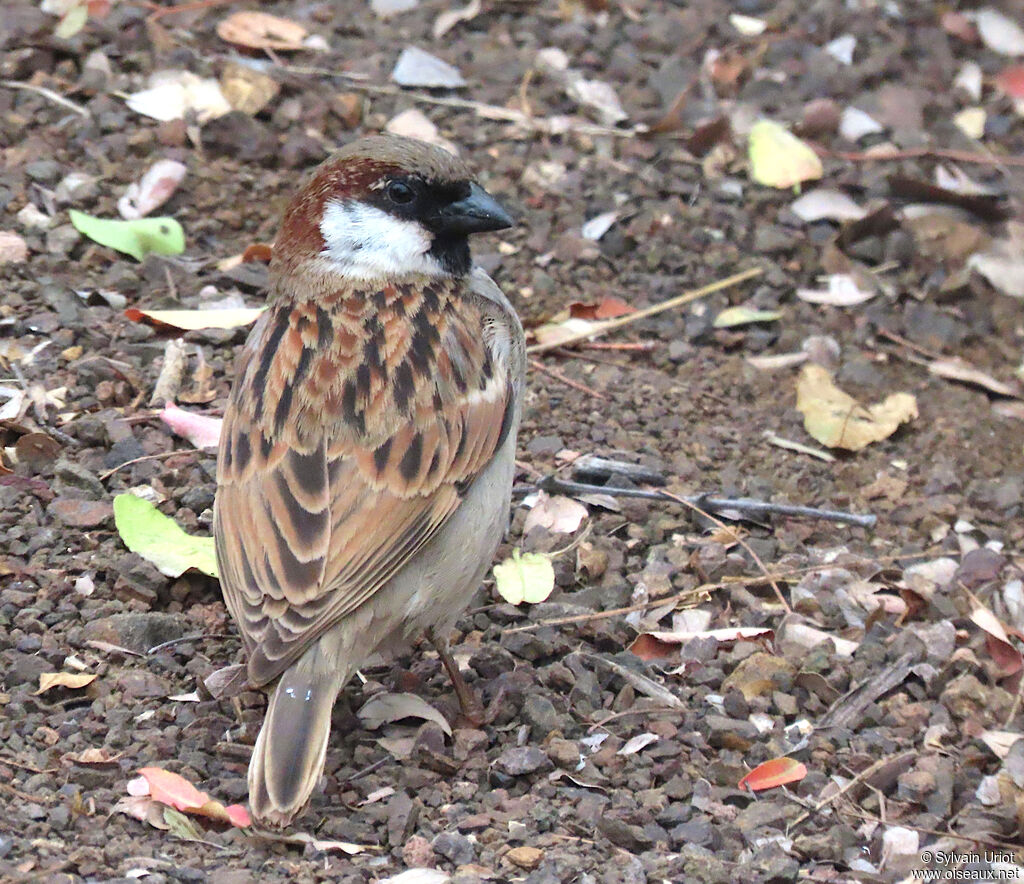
2;0;1024;881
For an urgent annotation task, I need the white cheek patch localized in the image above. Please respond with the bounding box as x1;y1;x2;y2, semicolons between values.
319;200;444;279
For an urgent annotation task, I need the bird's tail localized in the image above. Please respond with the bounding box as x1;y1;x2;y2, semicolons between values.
248;644;350;827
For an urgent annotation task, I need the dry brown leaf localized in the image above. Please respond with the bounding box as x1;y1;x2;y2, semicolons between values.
357;692;452;736
980;730;1024;759
216;11;307;50
220;62;280;116
523;492;588;534
929;358;1022;398
796;364;917;451
629;627;773;660
63;747;122;765
35;672;97;694
568;297;635;320
970;603;1024;677
433;0;481;38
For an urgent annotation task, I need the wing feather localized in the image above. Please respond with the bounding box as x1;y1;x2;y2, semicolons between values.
215;275;521;686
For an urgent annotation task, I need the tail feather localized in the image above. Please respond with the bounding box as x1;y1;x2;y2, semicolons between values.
248;647;348;826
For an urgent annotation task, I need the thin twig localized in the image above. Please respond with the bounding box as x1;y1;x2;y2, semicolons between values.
265;62;644;139
139;0;238;22
873;326;944;361
582;653;685;708
577;341;657;352
661;489;792;613
0;755;59;774
788;751;911;832
0;80;91;118
528;358;606;399
342;757;389;784
587;705;686;733
0;781;56;804
527;266;763;354
838;805;1022;856
507;549;958;635
148;633;236;655
99;448;207;480
538;476;876;527
1005;663;1024;727
813;141;1024;168
506;576;764;633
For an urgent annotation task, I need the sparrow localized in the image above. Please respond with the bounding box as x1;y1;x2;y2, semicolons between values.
213;135;525;826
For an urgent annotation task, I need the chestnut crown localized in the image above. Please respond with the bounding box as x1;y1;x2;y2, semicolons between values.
272;135;513;280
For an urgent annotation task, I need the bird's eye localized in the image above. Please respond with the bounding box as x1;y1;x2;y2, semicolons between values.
386;180;416;205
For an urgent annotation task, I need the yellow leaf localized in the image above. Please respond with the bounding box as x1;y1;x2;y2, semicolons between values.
493;549;555;605
713;306;782;328
748;119;823;190
36;672;98;694
796;364;917;451
954;107;986;140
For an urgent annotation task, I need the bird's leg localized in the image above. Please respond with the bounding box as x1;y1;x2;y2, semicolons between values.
427;628;486;727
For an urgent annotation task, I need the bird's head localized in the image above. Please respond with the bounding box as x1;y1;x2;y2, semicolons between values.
272;135;513;282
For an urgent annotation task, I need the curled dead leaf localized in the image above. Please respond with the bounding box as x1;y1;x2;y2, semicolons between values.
36;672;98;694
357;692;452;736
523;491;588;535
568;297;634;320
928;358;1022;399
216;11;307;50
629;627;773;660
796;364;917;451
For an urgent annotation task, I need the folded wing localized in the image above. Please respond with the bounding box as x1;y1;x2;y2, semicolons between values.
215;277;516;686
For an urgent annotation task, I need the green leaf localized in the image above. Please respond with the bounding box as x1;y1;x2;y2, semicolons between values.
55;3;88;39
113;494;218;578
161;807;204;842
492;548;555;605
713;306;782;328
69;210;185;261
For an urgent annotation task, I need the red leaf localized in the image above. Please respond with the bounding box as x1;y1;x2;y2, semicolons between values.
941;11;978;43
568;297;635;321
628;633;678;661
629;627;774;661
138;767;209;811
224;804;252;827
995;65;1024;100
898;588;927;620
160;402;223;450
970;604;1024;678
135;768;251;828
985;634;1024;678
193;799;252;828
738;757;807;792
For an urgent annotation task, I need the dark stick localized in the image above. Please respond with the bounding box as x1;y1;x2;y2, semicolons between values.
538;476;876;528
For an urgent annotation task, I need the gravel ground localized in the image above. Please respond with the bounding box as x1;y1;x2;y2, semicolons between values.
2;0;1024;881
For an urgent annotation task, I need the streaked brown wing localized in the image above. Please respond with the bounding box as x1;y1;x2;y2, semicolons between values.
215;278;514;686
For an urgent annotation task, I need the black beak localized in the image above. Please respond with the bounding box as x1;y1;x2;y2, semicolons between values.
431;182;514;236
